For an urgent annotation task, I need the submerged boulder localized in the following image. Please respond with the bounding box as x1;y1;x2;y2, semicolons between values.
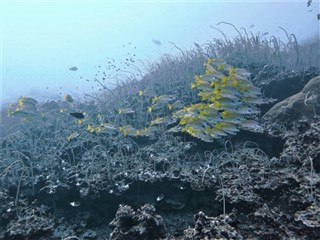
262;76;320;128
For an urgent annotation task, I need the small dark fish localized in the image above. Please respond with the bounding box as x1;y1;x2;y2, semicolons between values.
318;13;320;20
64;94;74;103
69;112;85;119
194;42;200;48
152;39;161;46
307;0;312;7
249;24;254;29
69;66;78;71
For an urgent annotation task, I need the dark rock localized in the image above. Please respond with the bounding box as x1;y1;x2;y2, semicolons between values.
255;70;318;102
109;204;167;240
184;210;243;240
263;76;320;134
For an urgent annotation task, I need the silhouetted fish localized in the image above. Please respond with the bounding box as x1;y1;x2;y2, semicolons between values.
307;0;311;7
69;66;78;71
152;39;161;46
194;42;200;48
69;112;84;119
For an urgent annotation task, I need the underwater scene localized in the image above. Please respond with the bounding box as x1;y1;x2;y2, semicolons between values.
1;1;320;239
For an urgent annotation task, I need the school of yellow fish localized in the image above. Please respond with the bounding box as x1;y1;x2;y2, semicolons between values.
7;58;266;143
